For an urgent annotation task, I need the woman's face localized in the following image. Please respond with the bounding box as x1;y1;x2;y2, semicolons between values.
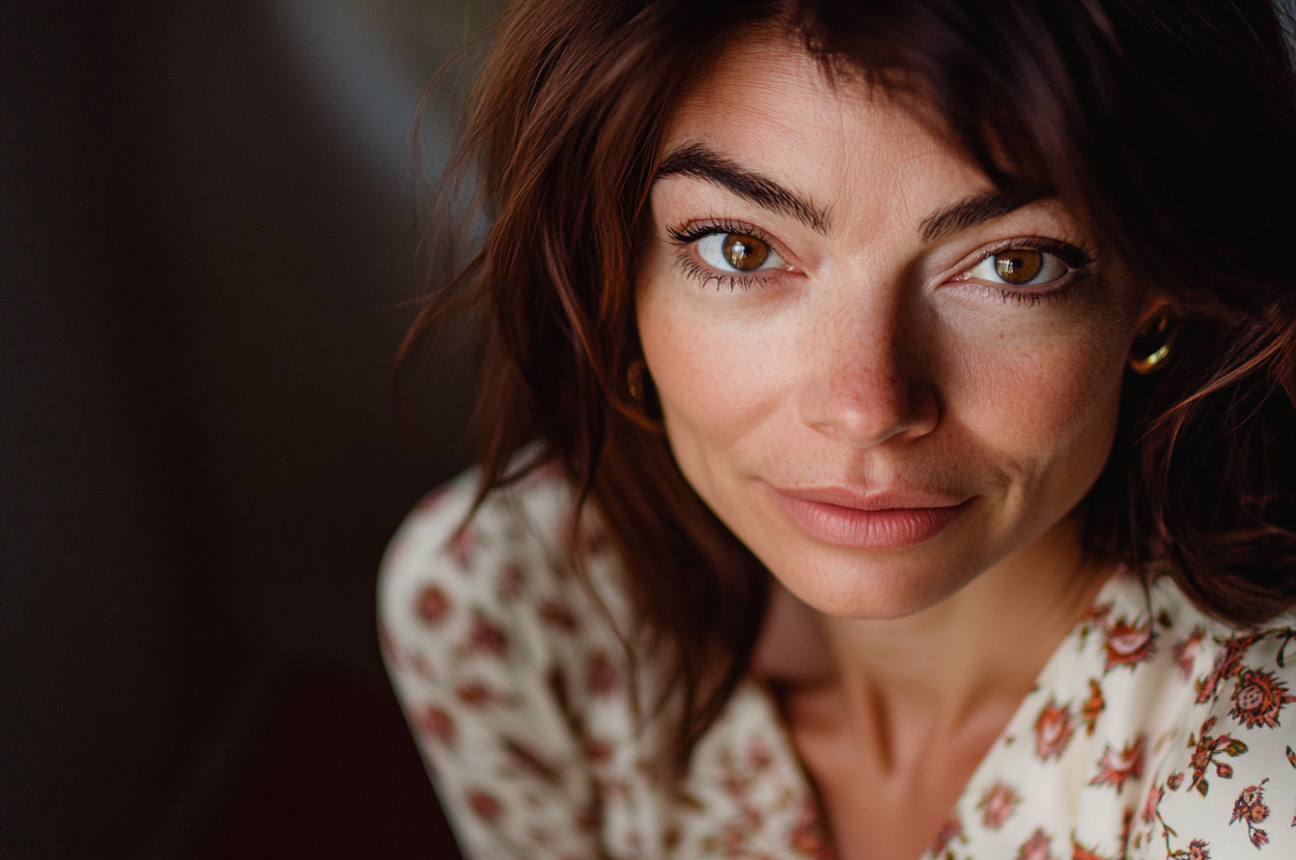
636;34;1149;620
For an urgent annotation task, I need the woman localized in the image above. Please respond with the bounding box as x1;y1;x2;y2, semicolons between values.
380;0;1296;857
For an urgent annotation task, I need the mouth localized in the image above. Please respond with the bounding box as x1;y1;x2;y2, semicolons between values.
766;484;971;551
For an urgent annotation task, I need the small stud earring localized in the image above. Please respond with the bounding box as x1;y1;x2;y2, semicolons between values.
627;359;647;401
1128;309;1178;375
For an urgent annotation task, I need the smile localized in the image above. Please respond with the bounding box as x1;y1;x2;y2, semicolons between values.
766;484;971;551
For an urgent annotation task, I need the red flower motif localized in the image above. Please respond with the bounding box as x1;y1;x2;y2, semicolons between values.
1196;633;1259;704
976;781;1021;829
414;705;456;746
415;584;451;624
1034;695;1075;761
455;680;513;708
747;737;774;771
790;798;833;859
930;816;964;854
1080;678;1105;736
1229;668;1296;729
581;734;614;765
539;600;579;633
1016;828;1057;860
1141;783;1163;824
1187;716;1248;797
1173;627;1207;680
462;611;509;657
1071;837;1114;860
466;788;504;823
495;563;525;601
1081;600;1114;628
1229;779;1271;848
1088;733;1146;794
1185;839;1210;860
587;651;618;696
1167;771;1185;790
1103;615;1157;672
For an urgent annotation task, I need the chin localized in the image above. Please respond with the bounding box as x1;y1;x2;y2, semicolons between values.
757;542;984;621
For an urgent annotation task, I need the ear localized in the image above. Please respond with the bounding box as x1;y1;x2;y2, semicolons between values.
1128;294;1180;375
1133;293;1177;336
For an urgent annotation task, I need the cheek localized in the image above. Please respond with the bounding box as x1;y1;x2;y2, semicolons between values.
637;285;788;456
948;318;1130;488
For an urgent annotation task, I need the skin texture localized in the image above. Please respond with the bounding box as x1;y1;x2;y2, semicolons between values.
636;33;1160;860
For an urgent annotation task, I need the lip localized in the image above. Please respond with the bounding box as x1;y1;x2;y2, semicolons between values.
766;484;970;551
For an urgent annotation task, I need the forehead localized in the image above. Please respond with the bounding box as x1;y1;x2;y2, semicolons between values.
659;33;996;236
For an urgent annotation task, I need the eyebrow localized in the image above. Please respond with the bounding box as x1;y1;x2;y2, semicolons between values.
654;142;831;234
918;191;1036;243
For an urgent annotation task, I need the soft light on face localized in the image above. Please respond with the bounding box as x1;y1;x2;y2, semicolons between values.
635;34;1148;620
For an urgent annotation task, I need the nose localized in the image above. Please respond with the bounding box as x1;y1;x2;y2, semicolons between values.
796;300;938;448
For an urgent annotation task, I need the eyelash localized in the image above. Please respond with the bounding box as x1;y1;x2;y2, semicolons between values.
961;237;1098;306
667;220;784;291
666;221;1098;303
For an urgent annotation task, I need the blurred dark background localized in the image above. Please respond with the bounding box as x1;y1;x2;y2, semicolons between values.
2;2;494;857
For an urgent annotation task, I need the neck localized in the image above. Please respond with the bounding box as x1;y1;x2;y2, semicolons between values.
758;508;1114;774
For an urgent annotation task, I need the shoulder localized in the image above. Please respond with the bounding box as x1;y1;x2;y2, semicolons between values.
378;461;634;686
1138;579;1296;857
378;463;612;650
377;465;632;858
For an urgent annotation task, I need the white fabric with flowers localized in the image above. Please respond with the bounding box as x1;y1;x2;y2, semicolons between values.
380;467;1296;860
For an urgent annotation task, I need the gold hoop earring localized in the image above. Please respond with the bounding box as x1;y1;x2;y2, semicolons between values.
1128;310;1178;375
627;359;647;401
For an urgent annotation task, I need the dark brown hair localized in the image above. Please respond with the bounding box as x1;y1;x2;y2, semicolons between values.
402;0;1296;772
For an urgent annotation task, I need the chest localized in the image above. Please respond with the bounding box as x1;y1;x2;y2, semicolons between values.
780;685;1011;860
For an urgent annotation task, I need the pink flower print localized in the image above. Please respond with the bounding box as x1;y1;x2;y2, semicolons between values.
464;611;509;656
790;798;833;859
448;524;478;568
539;599;579;633
455;680;513;708
930;816;964;854
1080;678;1105;736
415;584;451;625
1185;839;1211;860
1080;601;1114;630
1034;695;1075;761
467;788;504;823
1229;668;1296;729
1071;837;1115;860
1173;627;1207;680
586;651;618;696
976;781;1021;829
1103;615;1157;672
1141;783;1163;825
1196;633;1259;704
1229;779;1270;848
1187;716;1248;797
581;734;614;765
575;801;602;833
1167;771;1185;790
747;736;774;771
495;563;525;601
1016;828;1057;860
1088;733;1146;794
414;705;456;746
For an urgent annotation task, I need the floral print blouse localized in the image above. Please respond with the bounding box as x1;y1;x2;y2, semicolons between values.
379;468;1296;859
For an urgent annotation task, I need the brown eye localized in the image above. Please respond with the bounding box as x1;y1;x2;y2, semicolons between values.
994;249;1043;285
721;233;770;271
